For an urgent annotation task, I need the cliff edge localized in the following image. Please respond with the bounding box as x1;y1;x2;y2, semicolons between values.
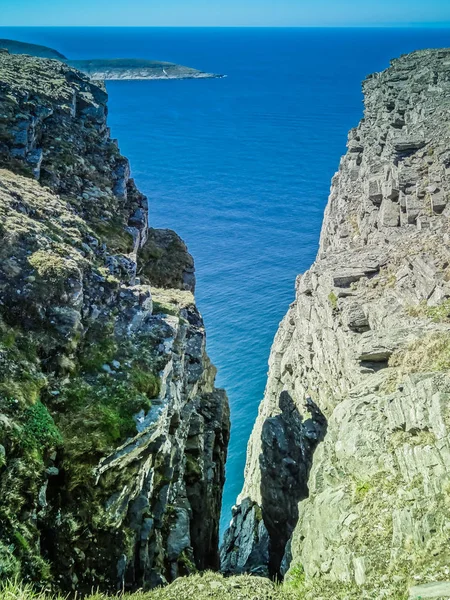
222;48;450;599
0;51;229;592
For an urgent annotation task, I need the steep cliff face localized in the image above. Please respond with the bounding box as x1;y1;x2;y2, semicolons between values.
0;51;229;592
222;49;450;598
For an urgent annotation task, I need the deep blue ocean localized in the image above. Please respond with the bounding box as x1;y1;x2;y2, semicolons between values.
2;26;450;534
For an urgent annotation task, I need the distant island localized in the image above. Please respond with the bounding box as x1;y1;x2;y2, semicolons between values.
0;38;224;80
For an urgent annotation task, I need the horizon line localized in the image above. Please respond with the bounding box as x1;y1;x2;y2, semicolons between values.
2;24;450;29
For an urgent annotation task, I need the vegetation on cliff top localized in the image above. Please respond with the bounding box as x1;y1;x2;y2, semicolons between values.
0;575;295;600
1;571;423;600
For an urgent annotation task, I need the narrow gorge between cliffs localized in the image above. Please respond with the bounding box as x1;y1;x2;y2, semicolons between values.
2;27;450;600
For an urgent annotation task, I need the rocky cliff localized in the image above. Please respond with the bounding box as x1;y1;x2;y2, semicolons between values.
222;48;450;599
0;50;229;593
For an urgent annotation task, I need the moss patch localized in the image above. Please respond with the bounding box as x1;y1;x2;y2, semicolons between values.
21;402;62;452
328;291;338;310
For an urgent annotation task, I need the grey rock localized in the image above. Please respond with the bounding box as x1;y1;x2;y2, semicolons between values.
223;47;450;598
392;135;426;153
409;582;450;599
342;302;369;332
46;467;59;477
167;508;191;561
221;499;270;577
379;196;400;227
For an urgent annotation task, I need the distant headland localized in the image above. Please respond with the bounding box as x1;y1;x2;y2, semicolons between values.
0;38;224;80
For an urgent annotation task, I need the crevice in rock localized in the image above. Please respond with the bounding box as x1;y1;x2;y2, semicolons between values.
259;391;327;578
220;392;328;579
359;359;389;372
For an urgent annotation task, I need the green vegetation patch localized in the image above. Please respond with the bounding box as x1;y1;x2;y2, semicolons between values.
139;229;194;291
389;332;450;375
285;563;306;591
21;402;62;451
28;249;81;283
407;298;450;322
93;216;134;254
151;287;195;318
390;428;437;449
0;572;295;600
353;479;372;503
328;291;338;310
61;376;151;447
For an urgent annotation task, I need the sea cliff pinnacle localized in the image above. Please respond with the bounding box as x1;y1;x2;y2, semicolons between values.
222;48;450;599
0;51;229;592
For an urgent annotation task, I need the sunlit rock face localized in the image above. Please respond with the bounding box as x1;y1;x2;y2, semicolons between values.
222;48;450;599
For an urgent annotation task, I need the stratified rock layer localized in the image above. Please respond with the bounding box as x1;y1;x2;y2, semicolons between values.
222;49;450;598
0;52;229;592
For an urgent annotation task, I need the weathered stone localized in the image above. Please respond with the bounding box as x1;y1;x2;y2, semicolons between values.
392;135;426;153
220;499;270;577
409;581;450;599
366;176;383;205
431;190;447;214
383;175;400;201
379;196;400;227
342;302;369;332
167;508;191;561
0;52;229;594
223;47;450;599
406;194;422;224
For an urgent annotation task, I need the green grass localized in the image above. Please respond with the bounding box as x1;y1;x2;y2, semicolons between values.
285;563;305;591
0;573;295;600
407;298;450;323
390;332;450;374
93;217;134;254
152;301;180;317
0;572;413;600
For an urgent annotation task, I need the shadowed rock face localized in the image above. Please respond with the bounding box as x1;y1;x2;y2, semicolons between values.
222;48;450;598
221;392;326;578
260;392;326;576
0;51;229;593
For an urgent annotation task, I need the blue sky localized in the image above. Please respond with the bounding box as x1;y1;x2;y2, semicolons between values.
2;0;450;27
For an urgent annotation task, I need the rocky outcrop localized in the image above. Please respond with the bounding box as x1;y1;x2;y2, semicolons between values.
222;49;450;598
0;52;229;592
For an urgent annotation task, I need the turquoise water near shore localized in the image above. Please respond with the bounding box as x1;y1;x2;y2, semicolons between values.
2;26;450;534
